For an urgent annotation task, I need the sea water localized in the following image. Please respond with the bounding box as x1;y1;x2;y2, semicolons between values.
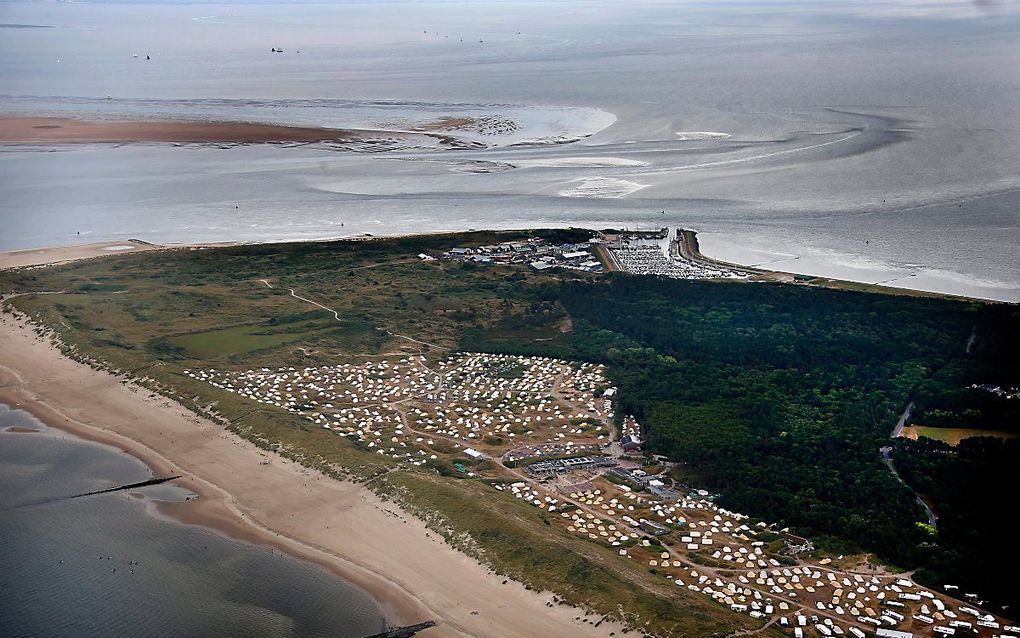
0;0;1018;301
0;404;386;638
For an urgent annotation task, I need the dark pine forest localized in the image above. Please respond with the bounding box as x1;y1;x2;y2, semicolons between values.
465;274;1020;613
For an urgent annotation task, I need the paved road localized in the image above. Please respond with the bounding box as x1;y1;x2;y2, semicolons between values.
882;401;938;528
890;401;914;439
882;326;979;530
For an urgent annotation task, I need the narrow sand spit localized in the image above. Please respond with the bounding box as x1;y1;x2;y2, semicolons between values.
0;116;360;144
0;240;156;270
0;300;624;638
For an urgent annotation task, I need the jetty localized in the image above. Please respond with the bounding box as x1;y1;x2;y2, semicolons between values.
363;621;437;638
11;475;183;509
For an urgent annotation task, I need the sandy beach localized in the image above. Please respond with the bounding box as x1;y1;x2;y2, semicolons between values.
0;116;365;145
0;253;625;638
0;240;157;270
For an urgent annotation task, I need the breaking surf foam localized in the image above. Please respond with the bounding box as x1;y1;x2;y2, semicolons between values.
513;157;647;168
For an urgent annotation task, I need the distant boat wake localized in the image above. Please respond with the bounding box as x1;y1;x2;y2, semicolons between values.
7;475;182;510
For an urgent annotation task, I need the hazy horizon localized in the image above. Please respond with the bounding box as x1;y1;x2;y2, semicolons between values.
2;0;1018;300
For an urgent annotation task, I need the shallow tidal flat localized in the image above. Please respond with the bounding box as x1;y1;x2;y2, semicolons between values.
0;404;386;638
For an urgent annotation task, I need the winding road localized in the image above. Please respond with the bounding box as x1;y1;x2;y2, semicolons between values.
881;326;980;531
882;402;938;529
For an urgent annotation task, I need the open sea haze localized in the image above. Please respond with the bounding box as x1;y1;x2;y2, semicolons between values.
1;1;1018;299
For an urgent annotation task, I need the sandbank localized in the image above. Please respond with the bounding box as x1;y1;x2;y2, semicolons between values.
0;240;157;270
0;116;363;145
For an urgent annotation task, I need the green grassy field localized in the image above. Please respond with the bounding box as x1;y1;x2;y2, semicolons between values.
168;318;337;357
901;425;1019;446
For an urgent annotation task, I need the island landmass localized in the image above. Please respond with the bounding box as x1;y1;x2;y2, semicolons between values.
1;229;1016;638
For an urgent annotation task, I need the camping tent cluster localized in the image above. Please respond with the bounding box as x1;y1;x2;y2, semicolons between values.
184;355;1009;638
400;353;612;448
184;352;613;464
186;357;436;464
564;488;639;545
497;481;563;510
185;357;423;412
515;471;1007;638
503;441;601;464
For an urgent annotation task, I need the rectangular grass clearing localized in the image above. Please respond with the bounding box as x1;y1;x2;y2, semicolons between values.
901;425;1020;446
168;319;339;358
